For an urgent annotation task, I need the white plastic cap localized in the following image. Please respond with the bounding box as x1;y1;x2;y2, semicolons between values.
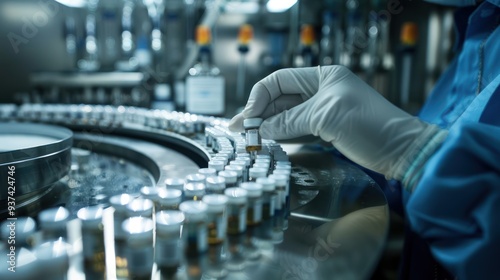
224;165;243;177
126;198;154;217
243;118;263;128
240;182;263;197
185;173;206;183
269;174;288;186
224;187;248;204
38;207;69;230
206;176;226;190
77;205;104;228
208;160;225;171
157;188;183;205
179;201;208;221
202;194;228;212
122;217;154;241
184;182;206;197
110;193;138;212
249;167;267;178
256;177;276;191
155;210;185;232
198;168;217;177
140;186;162;201
34;239;70;271
218;170;238;184
164;178;185;190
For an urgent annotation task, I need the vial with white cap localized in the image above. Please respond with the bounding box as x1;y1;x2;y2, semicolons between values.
179;200;208;256
109;193;137;278
198;167;217;179
269;174;287;211
240;182;263;226
122;217;155;279
157;188;183;210
126;197;154;218
208;160;225;172
206;176;226;194
224;165;243;185
77;205;105;274
202;194;228;245
38;206;70;241
34;239;70;280
256;177;277;219
186;173;206;184
218;170;238;188
155;210;185;274
224;187;248;235
230;159;249;182
249;167;267;182
165;178;185;192
184;182;206;201
243;118;263;152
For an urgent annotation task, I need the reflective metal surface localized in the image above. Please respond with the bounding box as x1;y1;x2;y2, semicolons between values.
0;123;73;200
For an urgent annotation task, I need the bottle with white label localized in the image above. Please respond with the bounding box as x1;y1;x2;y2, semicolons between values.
186;25;225;115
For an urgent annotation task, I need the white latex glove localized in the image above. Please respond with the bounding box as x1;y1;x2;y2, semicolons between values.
229;66;447;185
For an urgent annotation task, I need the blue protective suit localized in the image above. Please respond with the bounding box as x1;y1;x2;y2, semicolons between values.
384;1;500;279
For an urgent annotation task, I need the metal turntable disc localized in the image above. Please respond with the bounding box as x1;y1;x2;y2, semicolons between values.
0;122;73;200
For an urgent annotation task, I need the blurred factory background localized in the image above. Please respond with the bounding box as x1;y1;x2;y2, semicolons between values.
0;0;456;117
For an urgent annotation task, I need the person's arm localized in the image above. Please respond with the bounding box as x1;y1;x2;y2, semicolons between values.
407;122;500;279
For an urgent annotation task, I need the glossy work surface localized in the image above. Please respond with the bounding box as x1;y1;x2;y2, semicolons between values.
0;110;389;280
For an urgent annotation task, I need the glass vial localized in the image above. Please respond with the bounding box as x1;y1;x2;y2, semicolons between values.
206;176;226;194
109;193;136;278
224;165;243;185
38;206;70;241
224;187;248;235
179;200;208;256
122;217;154;280
184;182;206;201
77;206;105;274
34;240;70;280
155;210;185;275
244;118;263;152
240;182;263;226
126;197;154;218
165;178;185;192
157;188;183;210
248;167;267;182
256;177;277;220
202;194;228;245
218;170;238;188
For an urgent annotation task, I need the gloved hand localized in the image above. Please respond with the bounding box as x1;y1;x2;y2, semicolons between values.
229;66;447;187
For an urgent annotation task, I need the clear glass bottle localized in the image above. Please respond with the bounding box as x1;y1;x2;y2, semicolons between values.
157;188;183;210
198;167;217;179
202;194;228;245
218;170;238;188
155;210;185;275
122;217;154;280
240;182;263;226
186;25;225;115
206;176;226;194
224;187;248;235
77;206;105;274
208;160;225;172
179;200;208;256
126;197;154;218
109;193;137;278
243;118;263;152
256;177;277;220
249;167;267;182
140;186;162;212
224;165;243;185
186;173;206;184
38;206;69;241
34;239;70;280
165;178;185;192
184;182;206;201
269;174;287;212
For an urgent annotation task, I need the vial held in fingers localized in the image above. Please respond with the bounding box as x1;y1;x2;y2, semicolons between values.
244;118;263;152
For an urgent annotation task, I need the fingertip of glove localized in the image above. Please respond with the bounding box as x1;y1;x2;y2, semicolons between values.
228;113;245;132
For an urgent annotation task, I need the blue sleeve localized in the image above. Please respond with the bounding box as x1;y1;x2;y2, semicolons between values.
406;122;500;279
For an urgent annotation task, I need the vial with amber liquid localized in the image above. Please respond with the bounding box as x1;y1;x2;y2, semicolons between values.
244;118;263;152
